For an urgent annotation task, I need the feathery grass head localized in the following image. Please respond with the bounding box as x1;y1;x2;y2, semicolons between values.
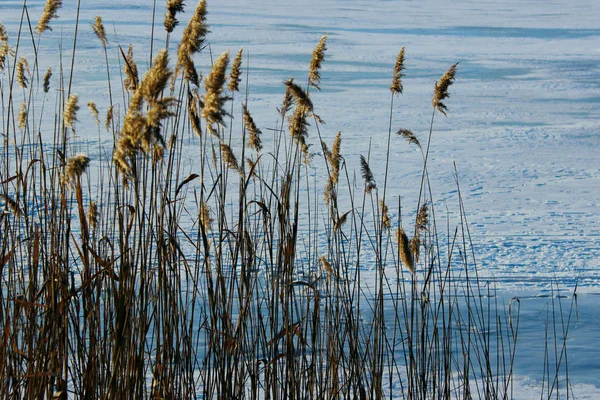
416;202;429;232
390;46;405;95
36;0;63;34
88;101;100;124
359;155;376;193
43;67;52;93
220;143;242;175
327;131;341;184
0;23;7;42
228;48;243;92
396;227;415;273
177;0;208;78
18;102;27;130
92;16;108;46
380;200;390;230
284;79;313;113
17;57;29;89
320;255;332;278
278;78;295;118
0;40;10;72
396;128;420;148
123;44;139;93
202;50;230;133
309;35;327;90
164;0;185;33
87;201;98;231
140;49;171;102
64;94;79;129
188;89;202;137
65;154;90;186
199;199;212;232
432;63;458;116
105;105;114;131
243;104;262;151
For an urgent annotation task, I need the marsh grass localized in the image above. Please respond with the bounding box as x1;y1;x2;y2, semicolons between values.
0;1;576;399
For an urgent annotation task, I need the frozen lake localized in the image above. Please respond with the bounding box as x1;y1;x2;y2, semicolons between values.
1;0;599;397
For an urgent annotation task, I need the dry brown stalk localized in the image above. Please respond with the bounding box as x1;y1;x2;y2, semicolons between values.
36;0;63;34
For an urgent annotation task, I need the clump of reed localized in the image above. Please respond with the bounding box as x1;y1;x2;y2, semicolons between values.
0;1;576;399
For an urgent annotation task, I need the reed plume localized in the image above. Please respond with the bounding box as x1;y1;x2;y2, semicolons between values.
309;35;327;90
105;105;114;130
188;89;202;137
0;23;7;41
92;16;108;46
43;67;52;93
177;0;208;81
202;50;230;134
88;101;100;124
18;102;27;129
0;40;9;71
199;200;213;232
380;199;390;230
320;255;332;278
65;154;90;187
396;128;420;148
87;201;98;231
396;227;415;273
278;78;295;118
390;46;405;95
64;94;79;129
243;104;262;151
123;44;139;92
220;143;242;175
432;63;458;115
36;0;63;34
17;57;29;88
140;49;171;101
164;0;185;33
359;155;376;193
284;79;313;113
228;48;243;92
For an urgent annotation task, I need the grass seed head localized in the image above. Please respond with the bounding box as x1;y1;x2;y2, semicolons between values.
36;0;63;34
164;0;185;33
65;154;90;186
87;201;98;231
18;102;27;129
64;94;79;129
380;200;390;230
92;16;108;46
88;101;100;124
202;50;231;131
359;155;376;193
396;128;420;148
124;44;139;92
243;104;262;151
432;63;458;116
228;47;243;92
309;35;327;90
43;67;52;93
396;227;415;273
17;57;29;89
390;46;405;95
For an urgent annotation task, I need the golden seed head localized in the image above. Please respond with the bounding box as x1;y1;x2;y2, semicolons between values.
334;210;350;232
65;153;90;186
18;102;27;129
43;66;52;93
140;49;171;102
380;200;390;230
320;255;332;277
17;57;29;89
220;143;242;175
278;78;295;118
396;128;420;148
288;105;309;145
242;104;262;151
396;227;415;274
64;94;79;129
328;131;341;184
0;40;10;72
228;47;243;92
164;0;185;33
199;200;213;232
105;105;114;131
0;23;7;41
177;0;208;74
202;50;231;131
390;46;405;95
36;0;63;34
88;101;100;124
92;16;108;45
359;154;376;193
309;35;327;91
432;63;458;116
284;79;313;113
416;202;429;232
123;44;139;93
87;201;98;231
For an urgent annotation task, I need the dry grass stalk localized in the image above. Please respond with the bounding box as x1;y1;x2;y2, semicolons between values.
359;155;376;193
220;143;242;175
87;201;98;231
390;46;405;95
36;0;63;34
228;48;243;92
396;227;415;273
18;102;27;129
177;0;208;80
243;105;262;151
88;101;100;124
123;44;139;92
164;0;185;33
432;63;458;115
64;94;79;129
309;35;327;90
396;128;420;148
43;66;52;93
65;154;90;186
380;199;390;230
0;194;22;218
17;57;29;88
202;50;230;134
92;16;108;46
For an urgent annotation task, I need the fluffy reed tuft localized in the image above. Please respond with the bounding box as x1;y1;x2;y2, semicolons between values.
18;102;27;129
188;89;202;137
177;0;208;80
88;101;100;124
36;0;63;34
243;105;262;151
396;227;415;273
390;46;405;95
380;200;390;230
320;255;332;278
199;200;212;232
164;0;185;33
140;49;171;101
0;41;9;71
359;155;376;193
415;202;429;232
278;78;295;118
432;63;458;116
105;105;114;131
220;143;242;175
92;16;108;46
17;57;29;89
328;131;341;184
123;44;139;92
0;23;7;41
309;35;327;90
65;154;90;186
202;50;230;134
228;48;243;92
64;94;79;129
396;128;420;148
284;79;313;113
87;201;98;231
43;67;52;93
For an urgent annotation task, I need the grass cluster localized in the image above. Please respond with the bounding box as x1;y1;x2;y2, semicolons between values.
0;0;575;398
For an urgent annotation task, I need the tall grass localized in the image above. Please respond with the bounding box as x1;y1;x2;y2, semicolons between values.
0;1;576;398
